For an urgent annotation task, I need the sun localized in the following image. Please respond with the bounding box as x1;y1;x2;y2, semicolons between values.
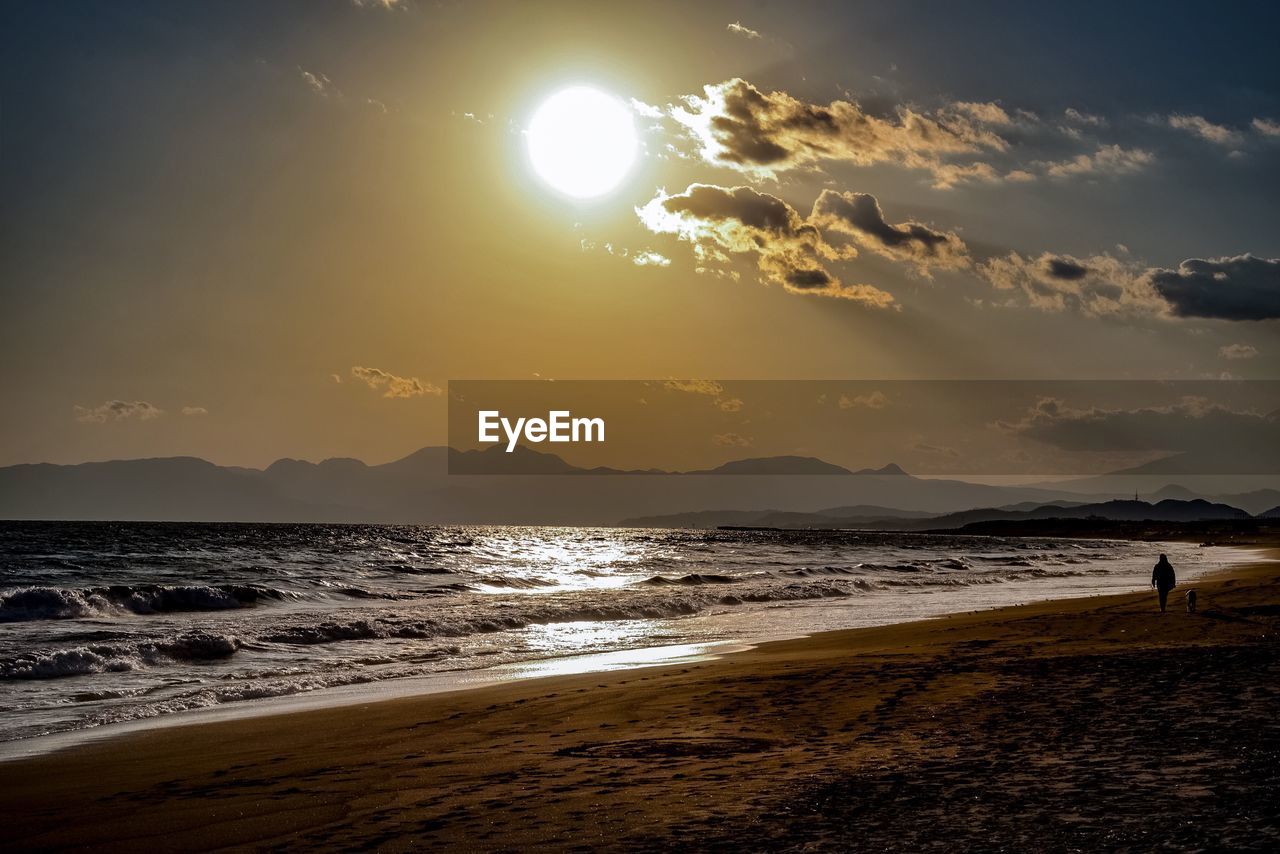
527;86;638;199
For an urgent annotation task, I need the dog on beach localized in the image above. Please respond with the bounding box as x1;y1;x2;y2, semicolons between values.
1185;589;1197;613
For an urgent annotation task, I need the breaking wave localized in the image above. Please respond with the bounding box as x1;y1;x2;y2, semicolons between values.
260;581;862;647
0;585;294;622
0;632;242;680
639;573;738;586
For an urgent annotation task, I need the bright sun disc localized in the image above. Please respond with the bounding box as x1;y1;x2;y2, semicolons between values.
528;86;637;199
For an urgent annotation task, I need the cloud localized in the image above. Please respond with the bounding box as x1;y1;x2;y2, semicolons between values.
1064;108;1106;127
180;406;208;416
664;379;745;412
350;366;442;398
838;391;889;410
74;400;162;423
630;98;664;119
1253;118;1280;137
350;0;404;8
977;251;1161;316
1040;144;1154;179
580;239;672;268
299;68;338;98
638;183;943;307
810;190;969;276
912;441;960;457
1219;343;1259;360
669;78;1013;189
664;379;725;397
1167;114;1242;146
980;252;1280;321
1000;396;1278;465
1144;255;1280;321
726;21;761;40
713;432;752;447
950;102;1013;125
1219;343;1259;361
1043;257;1089;280
632;250;671;267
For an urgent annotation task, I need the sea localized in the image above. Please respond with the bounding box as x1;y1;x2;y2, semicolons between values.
0;521;1245;753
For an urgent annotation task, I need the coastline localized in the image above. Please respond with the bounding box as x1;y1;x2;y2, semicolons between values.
0;537;1248;761
2;547;1277;850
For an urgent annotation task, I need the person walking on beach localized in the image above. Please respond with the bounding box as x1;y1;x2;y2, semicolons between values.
1151;553;1176;613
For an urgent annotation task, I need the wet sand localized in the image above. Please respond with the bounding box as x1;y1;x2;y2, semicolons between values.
3;550;1278;852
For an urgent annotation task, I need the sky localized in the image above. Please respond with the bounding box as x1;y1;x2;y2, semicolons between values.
2;0;1278;469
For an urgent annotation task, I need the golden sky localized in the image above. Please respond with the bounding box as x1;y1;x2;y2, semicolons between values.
1;0;1277;468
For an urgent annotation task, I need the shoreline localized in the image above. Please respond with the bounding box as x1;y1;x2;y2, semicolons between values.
2;547;1277;850
0;539;1251;762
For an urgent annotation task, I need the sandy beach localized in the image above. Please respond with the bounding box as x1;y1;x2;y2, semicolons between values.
2;549;1277;852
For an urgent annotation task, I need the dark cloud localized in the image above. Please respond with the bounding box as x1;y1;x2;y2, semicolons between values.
639;184;975;303
637;184;896;308
978;251;1160;315
666;184;811;234
785;268;834;288
671;78;1013;189
817;192;948;251
1044;257;1089;280
1145;255;1280;321
810;190;969;274
980;251;1280;322
1001;396;1280;464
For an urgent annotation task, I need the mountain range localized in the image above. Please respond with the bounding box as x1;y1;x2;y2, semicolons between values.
1;447;1276;525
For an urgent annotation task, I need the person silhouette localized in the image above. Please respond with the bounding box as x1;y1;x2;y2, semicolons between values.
1151;553;1176;613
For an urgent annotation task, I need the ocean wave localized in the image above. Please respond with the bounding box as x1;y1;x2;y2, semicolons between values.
80;662;454;729
0;632;242;680
0;584;293;622
776;566;863;578
873;566;1097;588
477;576;556;590
260;581;864;647
638;573;738;586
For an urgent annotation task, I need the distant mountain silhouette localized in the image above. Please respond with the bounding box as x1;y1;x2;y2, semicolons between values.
1213;489;1280;516
0;449;1084;524
449;445;595;474
920;498;1250;529
0;457;352;522
0;449;1262;526
1259;505;1280;519
624;497;1252;531
685;456;856;475
1023;475;1280;515
851;463;909;476
445;447;909;477
1148;484;1200;501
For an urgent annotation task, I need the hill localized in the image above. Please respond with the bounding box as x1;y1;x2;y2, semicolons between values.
1;448;1117;524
